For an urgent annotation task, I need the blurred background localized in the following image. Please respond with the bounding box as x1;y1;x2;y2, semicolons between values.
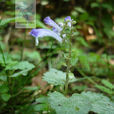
0;0;114;113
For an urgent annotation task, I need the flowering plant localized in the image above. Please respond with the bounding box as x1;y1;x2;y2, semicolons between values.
30;16;72;45
30;16;76;95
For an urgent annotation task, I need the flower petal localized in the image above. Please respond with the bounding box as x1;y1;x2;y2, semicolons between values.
44;16;62;32
64;16;72;21
30;29;62;45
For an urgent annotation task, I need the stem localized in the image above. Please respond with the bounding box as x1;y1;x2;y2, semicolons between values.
20;29;26;61
0;43;6;66
65;40;72;95
0;42;10;86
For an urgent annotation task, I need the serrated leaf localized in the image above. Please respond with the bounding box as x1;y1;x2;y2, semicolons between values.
48;91;91;114
81;92;114;114
43;68;76;86
6;61;35;77
6;61;35;70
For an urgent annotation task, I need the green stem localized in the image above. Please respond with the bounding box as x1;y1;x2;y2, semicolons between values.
0;42;10;86
65;40;72;95
0;43;6;66
20;29;27;61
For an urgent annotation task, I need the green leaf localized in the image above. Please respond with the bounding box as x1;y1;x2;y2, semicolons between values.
34;96;49;111
36;96;48;104
0;18;15;26
24;51;41;62
6;61;35;71
77;37;89;47
72;85;87;91
1;93;11;102
0;75;7;81
6;61;35;77
48;91;91;114
0;17;22;27
24;86;40;91
34;104;49;111
101;80;114;89
91;2;100;8
0;85;9;94
79;55;90;72
81;92;114;114
95;85;112;95
43;68;76;86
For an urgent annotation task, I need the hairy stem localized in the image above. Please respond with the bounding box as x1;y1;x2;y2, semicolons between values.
65;40;71;95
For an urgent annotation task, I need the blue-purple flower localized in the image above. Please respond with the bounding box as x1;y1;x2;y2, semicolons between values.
30;29;62;45
64;16;72;27
30;16;72;46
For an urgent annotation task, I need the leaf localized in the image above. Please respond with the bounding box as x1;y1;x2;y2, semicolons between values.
0;18;15;26
43;68;76;86
6;61;35;70
81;92;114;114
0;17;22;27
77;37;89;47
95;85;112;95
91;2;100;8
72;85;87;91
34;104;49;111
48;91;91;114
24;51;41;62
79;55;90;72
101;80;114;89
24;86;40;91
34;96;49;111
6;61;35;77
36;96;48;104
0;85;9;94
0;75;7;81
1;93;11;102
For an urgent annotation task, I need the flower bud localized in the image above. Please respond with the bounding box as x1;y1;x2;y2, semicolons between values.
72;21;76;24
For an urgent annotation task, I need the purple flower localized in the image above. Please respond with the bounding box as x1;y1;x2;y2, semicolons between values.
30;16;72;46
44;16;62;33
64;16;72;27
30;29;62;46
64;16;72;21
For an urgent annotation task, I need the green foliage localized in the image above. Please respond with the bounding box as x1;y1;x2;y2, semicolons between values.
95;80;114;95
43;68;76;86
34;96;49;112
48;91;114;114
5;61;35;77
101;80;114;89
81;92;114;114
1;93;11;102
48;91;91;114
0;0;114;113
24;51;41;63
0;18;15;27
